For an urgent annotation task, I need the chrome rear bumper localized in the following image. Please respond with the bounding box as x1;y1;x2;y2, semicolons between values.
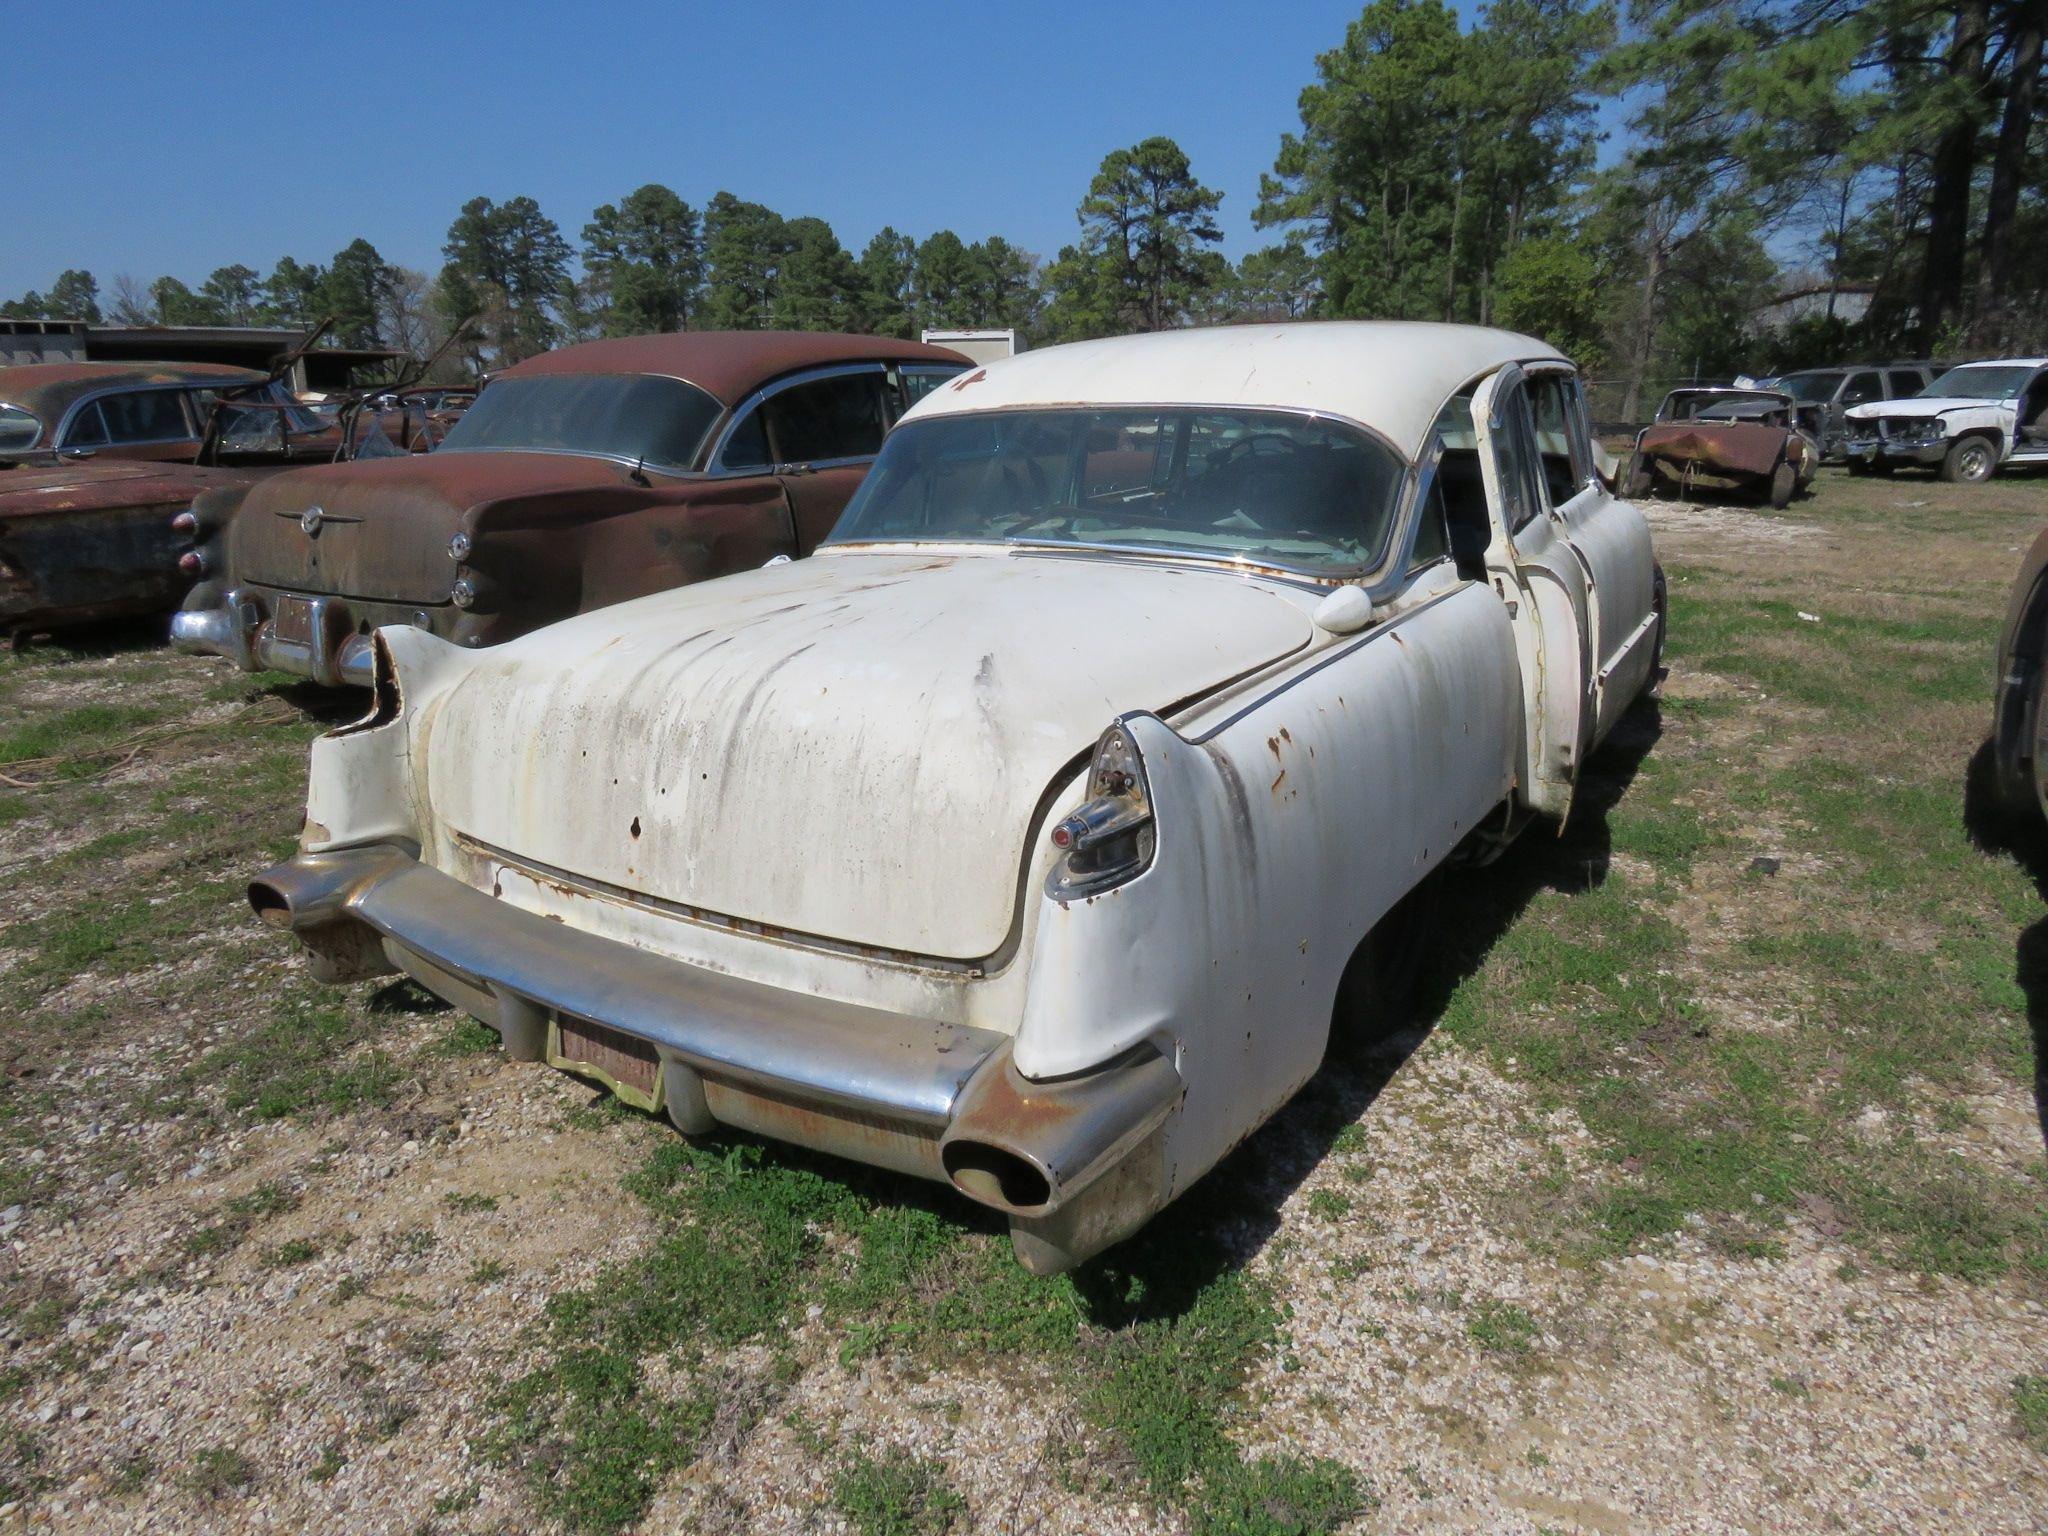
173;588;375;687
249;843;1182;1271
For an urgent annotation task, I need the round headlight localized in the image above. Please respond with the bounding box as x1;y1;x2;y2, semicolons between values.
448;531;472;562
450;576;477;610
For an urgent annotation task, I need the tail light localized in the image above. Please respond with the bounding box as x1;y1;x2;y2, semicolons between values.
178;550;206;577
171;509;198;535
1047;723;1154;898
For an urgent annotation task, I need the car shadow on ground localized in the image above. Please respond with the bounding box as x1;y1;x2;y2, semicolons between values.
4;615;168;660
257;676;369;727
1960;739;2048;1157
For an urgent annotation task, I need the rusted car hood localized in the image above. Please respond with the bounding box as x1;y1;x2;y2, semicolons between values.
0;459;252;518
419;549;1316;961
1636;420;1791;479
231;450;644;603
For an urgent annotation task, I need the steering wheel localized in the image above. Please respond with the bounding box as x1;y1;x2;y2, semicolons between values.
1215;433;1299;470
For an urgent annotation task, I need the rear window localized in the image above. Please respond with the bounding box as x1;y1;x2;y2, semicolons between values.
438;372;724;472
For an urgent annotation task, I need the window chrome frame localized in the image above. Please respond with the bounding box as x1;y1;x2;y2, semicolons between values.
704;361;892;477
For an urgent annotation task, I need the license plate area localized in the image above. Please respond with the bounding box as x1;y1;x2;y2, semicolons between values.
550;1015;662;1110
272;593;318;649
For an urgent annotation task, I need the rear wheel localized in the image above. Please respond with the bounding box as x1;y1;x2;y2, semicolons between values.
1941;435;1997;484
1769;461;1796;508
1330;868;1445;1052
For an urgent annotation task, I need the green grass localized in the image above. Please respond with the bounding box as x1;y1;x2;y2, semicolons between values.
1425;551;2048;1278
478;1134;1362;1534
833;1449;965;1536
178;1445;256;1499
189;993;401;1122
2014;1375;2048;1452
1466;1302;1539;1356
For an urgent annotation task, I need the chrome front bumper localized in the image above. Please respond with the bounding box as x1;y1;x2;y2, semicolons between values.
1846;435;1945;467
173;588;375;687
249;843;1183;1272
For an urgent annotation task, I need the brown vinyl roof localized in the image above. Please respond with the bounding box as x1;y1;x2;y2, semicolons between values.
499;331;969;406
0;361;266;424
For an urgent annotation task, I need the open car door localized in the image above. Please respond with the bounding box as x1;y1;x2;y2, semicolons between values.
1471;364;1594;822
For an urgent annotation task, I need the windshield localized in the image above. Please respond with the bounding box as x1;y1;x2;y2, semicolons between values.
436;373;722;471
1776;372;1840;403
826;407;1408;574
1924;364;2037;400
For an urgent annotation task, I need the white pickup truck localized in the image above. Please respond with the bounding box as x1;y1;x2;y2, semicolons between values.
1844;358;2048;482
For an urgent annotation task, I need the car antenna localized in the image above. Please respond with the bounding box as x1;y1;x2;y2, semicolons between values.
629;453;650;487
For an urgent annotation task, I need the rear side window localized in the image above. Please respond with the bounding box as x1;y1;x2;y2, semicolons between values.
766;373;887;464
1527;374;1584;504
61;401;109;448
1408;474;1450;570
900;365;967;411
96;389;194;444
0;404;40;451
719;406;771;471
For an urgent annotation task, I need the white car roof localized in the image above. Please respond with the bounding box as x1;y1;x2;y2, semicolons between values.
1943;357;2048;368
905;321;1569;462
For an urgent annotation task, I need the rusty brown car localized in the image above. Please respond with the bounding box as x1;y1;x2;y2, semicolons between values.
172;331;969;685
0;361;299;466
1625;387;1820;509
0;363;365;637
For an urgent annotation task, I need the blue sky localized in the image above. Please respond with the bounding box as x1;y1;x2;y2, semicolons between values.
4;0;1610;299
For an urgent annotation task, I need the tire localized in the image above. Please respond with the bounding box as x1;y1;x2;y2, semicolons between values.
1330;867;1445;1050
1769;460;1796;509
1941;435;1997;484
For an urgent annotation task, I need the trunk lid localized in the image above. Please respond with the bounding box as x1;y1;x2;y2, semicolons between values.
230;450;634;603
422;549;1314;961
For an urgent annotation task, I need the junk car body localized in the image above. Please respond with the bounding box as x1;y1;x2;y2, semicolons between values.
1764;363;1938;460
173;332;969;687
1627;387;1819;508
0;361;299;466
251;322;1662;1272
1844;358;2048;483
0;363;361;635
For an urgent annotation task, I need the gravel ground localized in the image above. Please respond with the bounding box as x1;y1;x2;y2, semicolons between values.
2;489;2045;1533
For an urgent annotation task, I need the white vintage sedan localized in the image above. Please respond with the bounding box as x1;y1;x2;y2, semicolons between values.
251;323;1661;1272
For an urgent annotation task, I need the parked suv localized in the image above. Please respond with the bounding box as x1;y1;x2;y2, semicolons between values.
173;331;969;685
1843;359;2048;483
1766;363;1940;460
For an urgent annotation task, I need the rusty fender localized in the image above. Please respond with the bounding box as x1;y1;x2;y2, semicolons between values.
247;841;1184;1272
